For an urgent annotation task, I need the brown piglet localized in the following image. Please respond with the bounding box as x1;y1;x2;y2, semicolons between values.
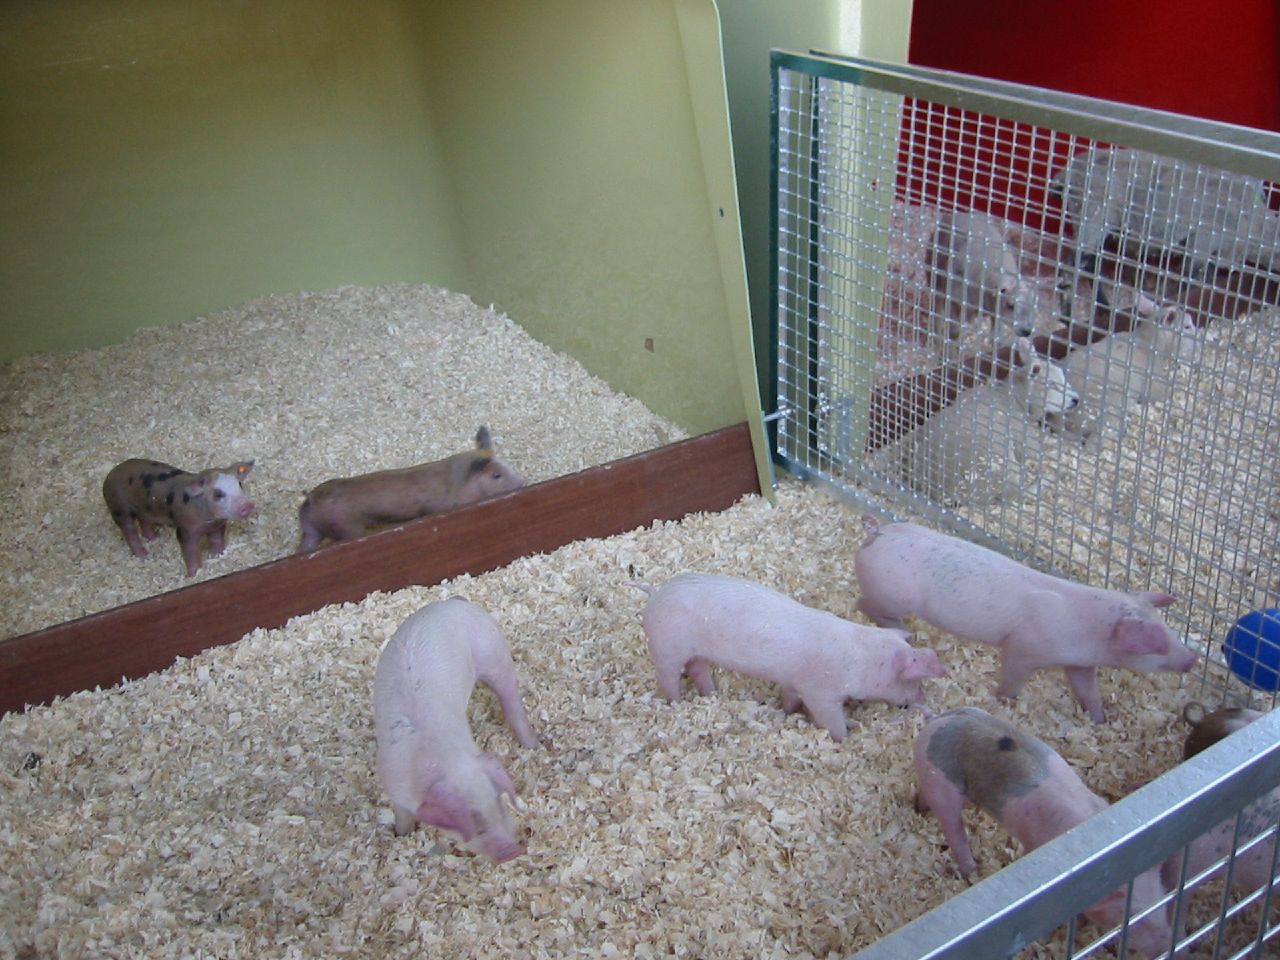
297;426;524;551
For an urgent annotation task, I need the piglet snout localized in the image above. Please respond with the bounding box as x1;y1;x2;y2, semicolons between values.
490;839;526;863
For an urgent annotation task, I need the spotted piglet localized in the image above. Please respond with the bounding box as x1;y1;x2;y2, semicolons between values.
914;707;1174;959
102;458;255;576
1162;702;1279;898
630;573;946;741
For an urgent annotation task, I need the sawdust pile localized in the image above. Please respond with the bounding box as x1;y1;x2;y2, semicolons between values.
0;284;685;638
2;479;1212;959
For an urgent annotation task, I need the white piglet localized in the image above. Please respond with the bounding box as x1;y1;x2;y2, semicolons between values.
373;597;538;863
630;573;946;741
854;518;1196;723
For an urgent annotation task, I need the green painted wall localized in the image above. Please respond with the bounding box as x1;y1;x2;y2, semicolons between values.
1;1;466;360
0;0;764;459
411;0;756;436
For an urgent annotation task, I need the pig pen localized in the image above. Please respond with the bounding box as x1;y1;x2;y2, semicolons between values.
773;51;1280;957
0;283;688;641
1;477;1209;960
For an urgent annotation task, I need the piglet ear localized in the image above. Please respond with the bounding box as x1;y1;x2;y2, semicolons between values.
477;753;518;802
474;425;493;451
896;646;947;680
468;454;495;475
1135;590;1177;608
182;478;207;500
417;782;479;841
1113;618;1169;655
234;461;254;478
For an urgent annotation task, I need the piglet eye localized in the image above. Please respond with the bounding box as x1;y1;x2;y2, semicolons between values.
214;490;225;499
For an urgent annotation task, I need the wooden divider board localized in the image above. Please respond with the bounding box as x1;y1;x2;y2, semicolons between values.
1;423;760;715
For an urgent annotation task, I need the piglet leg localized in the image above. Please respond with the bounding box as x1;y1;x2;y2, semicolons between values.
996;653;1036;702
392;803;418;836
801;693;849;742
176;529;204;577
478;671;539;749
205;522;228;558
116;518;149;558
685;658;715;696
916;774;978;880
1063;665;1106;724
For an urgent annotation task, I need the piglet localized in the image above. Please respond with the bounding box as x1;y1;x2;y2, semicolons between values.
102;458;255;577
855;517;1196;723
298;425;524;551
915;707;1173;958
1180;701;1264;762
629;573;945;741
1162;702;1278;897
373;597;538;863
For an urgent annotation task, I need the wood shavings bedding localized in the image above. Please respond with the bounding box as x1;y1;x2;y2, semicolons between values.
1;480;1209;959
0;284;686;638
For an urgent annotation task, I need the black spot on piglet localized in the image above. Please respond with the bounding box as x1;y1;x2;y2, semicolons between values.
142;474;154;488
998;736;1016;752
165;491;174;506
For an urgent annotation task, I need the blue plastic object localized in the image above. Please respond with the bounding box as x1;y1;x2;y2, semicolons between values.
1223;608;1280;692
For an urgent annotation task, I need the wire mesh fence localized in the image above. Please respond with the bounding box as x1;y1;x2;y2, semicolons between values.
771;50;1280;959
772;51;1280;713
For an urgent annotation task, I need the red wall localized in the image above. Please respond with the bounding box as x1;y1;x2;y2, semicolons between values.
908;0;1280;133
898;0;1279;227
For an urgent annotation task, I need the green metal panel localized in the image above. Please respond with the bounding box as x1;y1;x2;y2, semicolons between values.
717;0;914;412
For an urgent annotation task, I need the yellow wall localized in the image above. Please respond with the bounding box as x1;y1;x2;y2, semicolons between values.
412;1;755;436
1;2;467;359
0;0;762;452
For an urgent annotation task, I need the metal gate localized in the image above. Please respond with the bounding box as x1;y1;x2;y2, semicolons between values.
770;51;1280;958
